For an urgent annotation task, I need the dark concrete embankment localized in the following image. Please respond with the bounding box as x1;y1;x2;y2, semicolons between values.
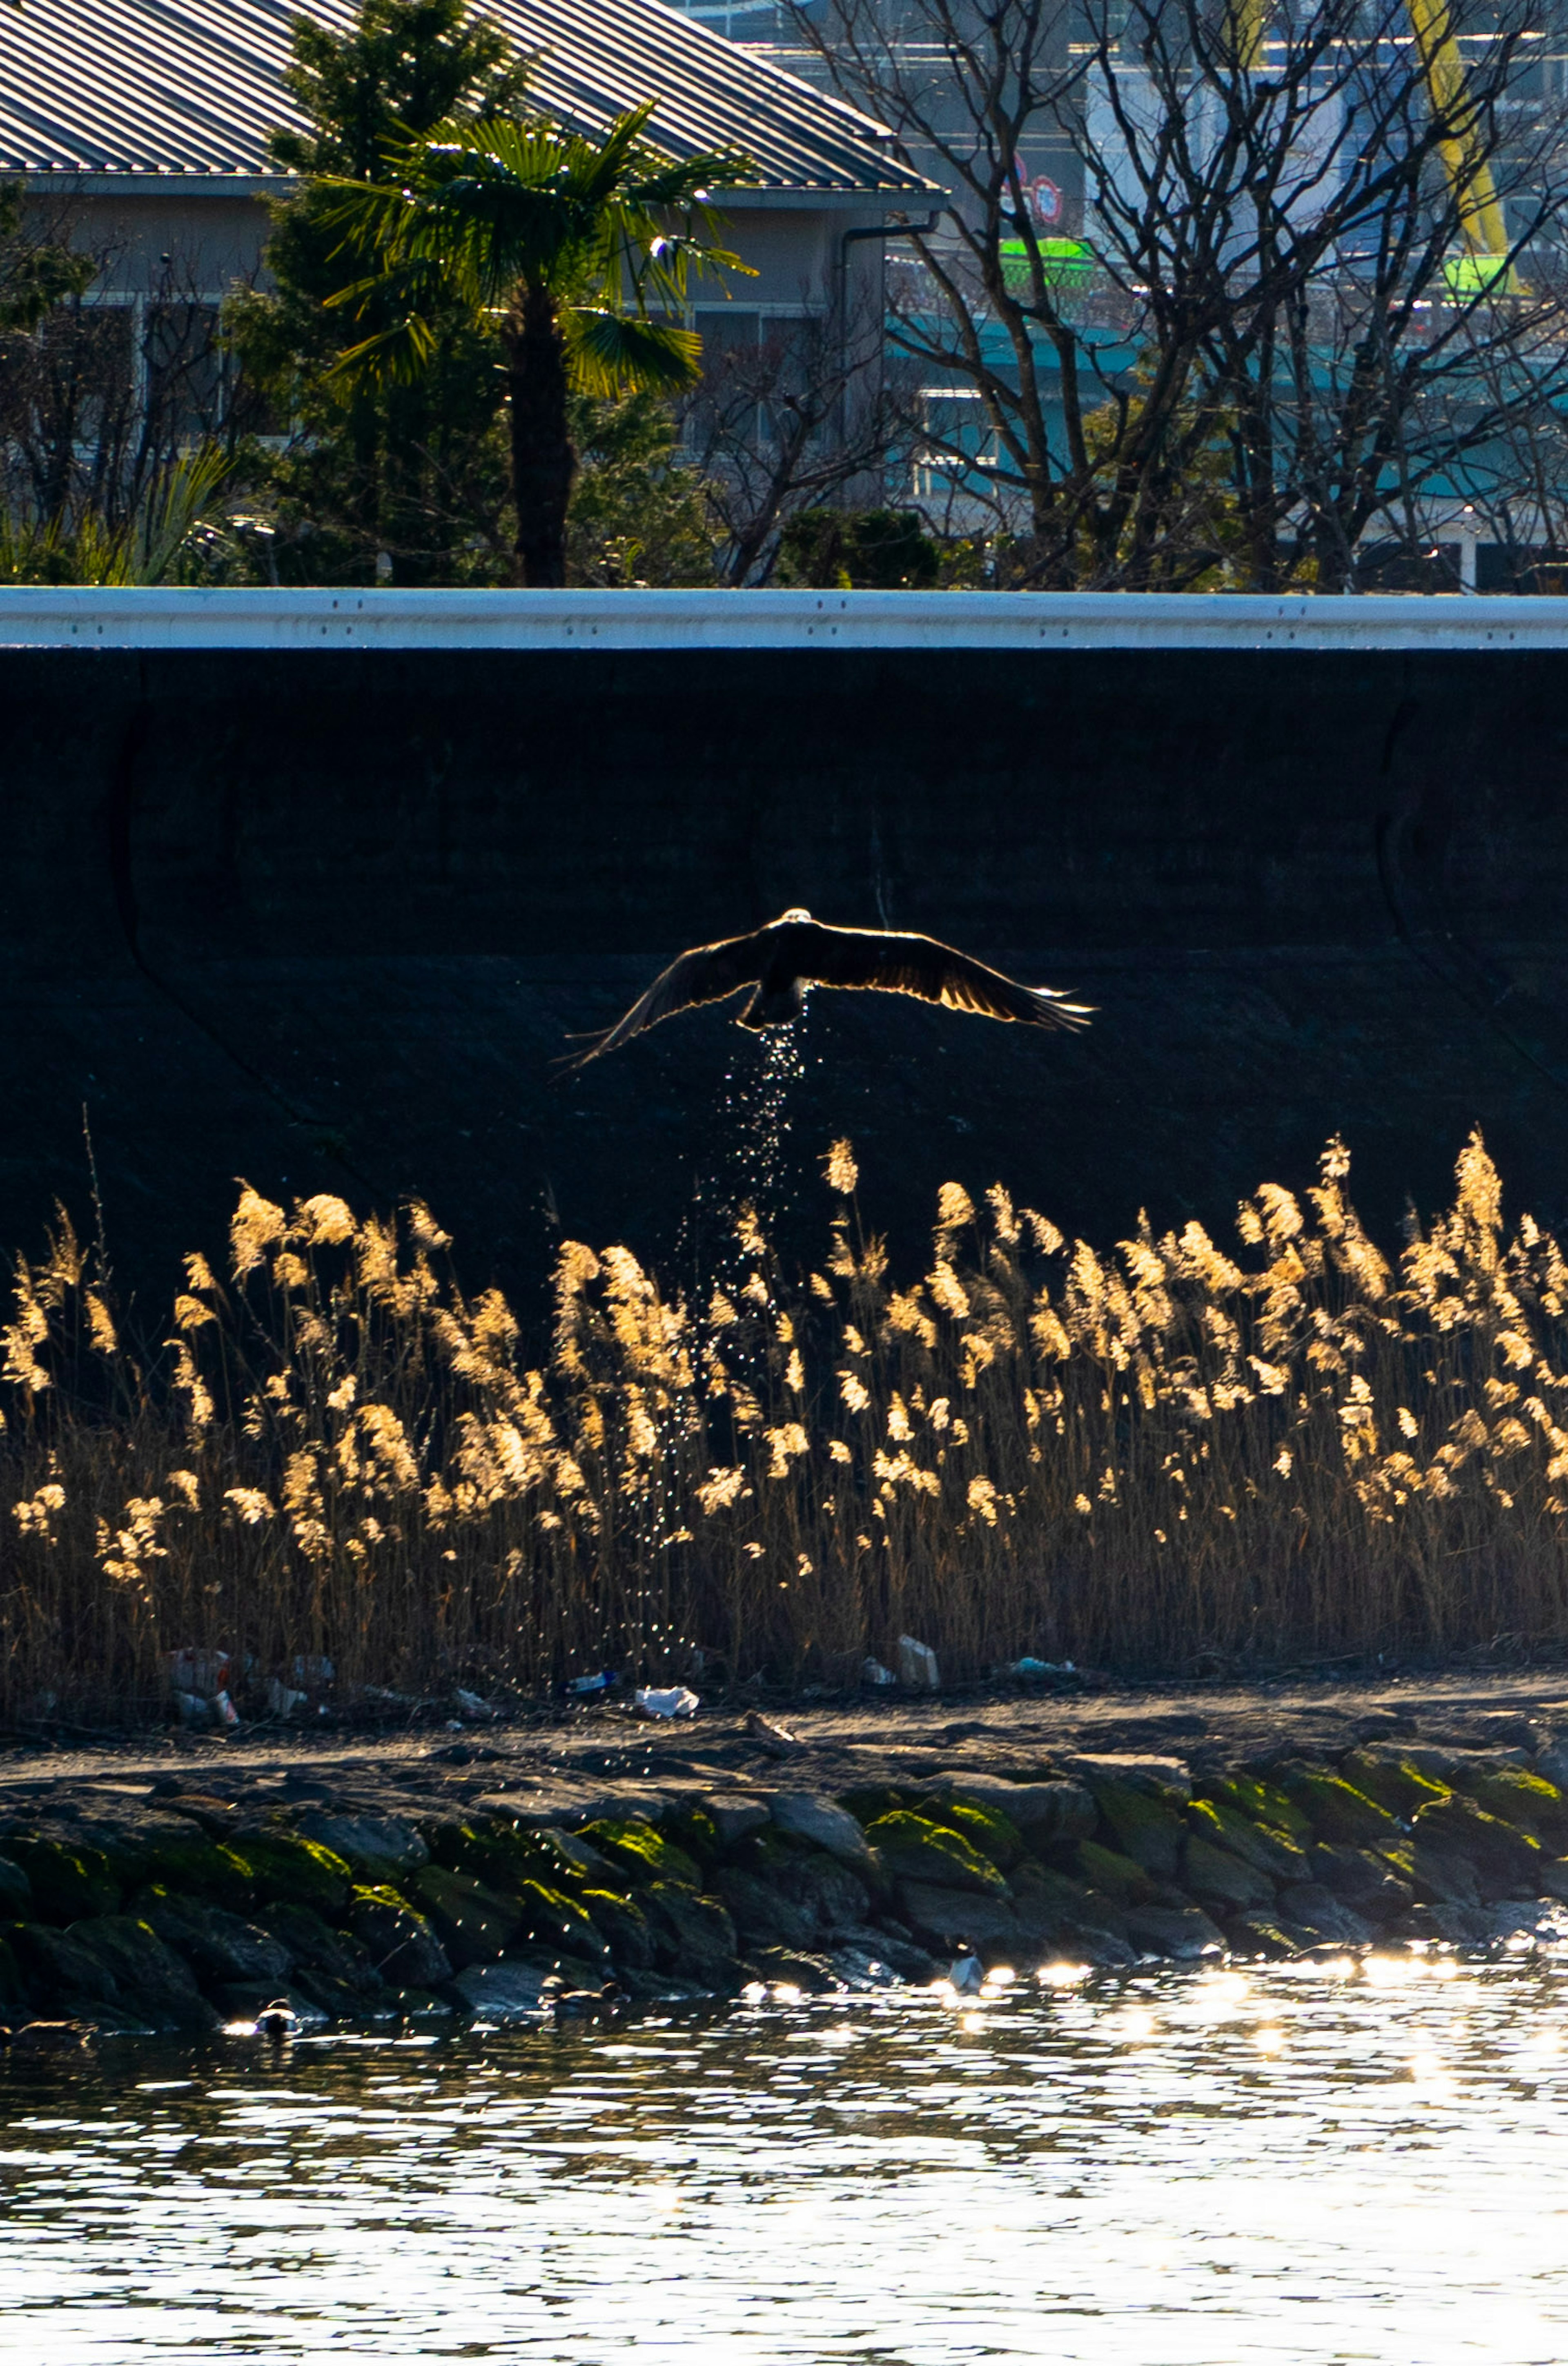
6;594;1568;1312
5;1674;1568;2027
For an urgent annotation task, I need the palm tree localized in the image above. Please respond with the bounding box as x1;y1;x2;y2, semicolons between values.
319;105;751;585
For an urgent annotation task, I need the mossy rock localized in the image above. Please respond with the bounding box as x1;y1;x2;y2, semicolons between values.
641;1880;739;1976
1309;1843;1414;1921
862;1811;1007;1896
1276;1768;1399;1848
713;1865;817;1952
65;1915;212;2030
542;1831;621;1888
239;1831;354;1918
735;1833;871;1934
1185;1798;1307;1884
577;1820;702;1890
1466;1769;1568;1849
1011;1862;1131;1949
742;1946;840;1994
1411;1796;1542;1899
136;1835;256;1913
1073;1839;1158;1907
508;1879;609;1964
581;1888;655;1969
408;1866;523;1968
836;1786;908;1826
8;1918;121;2005
263;1902;379;1994
1338;1750;1451;1821
1183;1833;1275;1912
421;1817;561;1896
663;1806;721;1869
1398;1838;1483;1911
3;1833;120;1922
940;1800;1025;1873
1226;1912;1303;1959
1198;1775;1312;1842
348;1886;451;1987
295;1811;428;1881
1084;1781;1187;1880
136;1889;291;1986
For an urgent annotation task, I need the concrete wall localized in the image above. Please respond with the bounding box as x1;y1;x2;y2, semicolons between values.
3;590;1568;1321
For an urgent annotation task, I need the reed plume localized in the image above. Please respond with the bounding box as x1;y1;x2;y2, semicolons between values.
2;1131;1566;1722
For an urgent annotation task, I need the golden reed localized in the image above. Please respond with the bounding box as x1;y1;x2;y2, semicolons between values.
1;1130;1565;1721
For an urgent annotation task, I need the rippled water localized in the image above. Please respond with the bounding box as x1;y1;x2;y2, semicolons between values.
2;1953;1567;2363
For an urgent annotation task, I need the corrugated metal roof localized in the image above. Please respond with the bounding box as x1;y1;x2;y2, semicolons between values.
0;0;930;192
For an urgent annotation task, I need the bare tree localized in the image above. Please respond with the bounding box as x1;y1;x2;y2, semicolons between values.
0;233;247;538
790;0;1568;589
678;283;920;582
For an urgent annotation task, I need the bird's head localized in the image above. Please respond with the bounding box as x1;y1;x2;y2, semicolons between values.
777;907;813;924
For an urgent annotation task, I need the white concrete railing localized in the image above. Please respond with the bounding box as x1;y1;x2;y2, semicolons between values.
3;585;1568;651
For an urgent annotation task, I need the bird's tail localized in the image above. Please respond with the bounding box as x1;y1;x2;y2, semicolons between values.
553;1030;610;1072
1030;986;1095;1030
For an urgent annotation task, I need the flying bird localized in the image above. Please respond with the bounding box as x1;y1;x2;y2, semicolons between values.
567;909;1092;1065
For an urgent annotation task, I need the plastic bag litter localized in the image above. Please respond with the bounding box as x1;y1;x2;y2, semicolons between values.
862;1659;896;1688
452;1687;496;1720
171;1690;209;1724
265;1678;307;1719
896;1635;940;1690
634;1685;699;1719
1014;1656;1075;1678
292;1655;335;1686
212;1689;241;1729
168;1648;229;1697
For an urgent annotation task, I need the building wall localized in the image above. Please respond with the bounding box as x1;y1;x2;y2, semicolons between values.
24;183;882;312
25;185;275;297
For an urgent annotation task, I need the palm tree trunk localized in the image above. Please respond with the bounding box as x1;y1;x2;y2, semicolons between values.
504;285;575;588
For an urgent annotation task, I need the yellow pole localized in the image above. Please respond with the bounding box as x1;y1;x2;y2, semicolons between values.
1230;0;1267;69
1225;0;1514;290
1404;0;1515;279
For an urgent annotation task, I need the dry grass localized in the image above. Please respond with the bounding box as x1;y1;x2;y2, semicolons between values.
3;1130;1568;1722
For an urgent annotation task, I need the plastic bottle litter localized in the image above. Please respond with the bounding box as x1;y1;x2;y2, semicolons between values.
634;1685;699;1719
896;1635;940;1690
1014;1657;1075;1678
862;1659;896;1688
567;1670;618;1697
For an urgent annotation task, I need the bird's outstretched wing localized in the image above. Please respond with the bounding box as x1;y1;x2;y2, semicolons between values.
794;921;1093;1030
563;930;763;1066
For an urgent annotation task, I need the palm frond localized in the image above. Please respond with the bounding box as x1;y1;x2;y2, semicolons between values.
130;443;235;584
325;310;444;389
564;308;703;397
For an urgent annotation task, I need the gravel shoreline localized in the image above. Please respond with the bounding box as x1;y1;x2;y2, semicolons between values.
5;1669;1568;2035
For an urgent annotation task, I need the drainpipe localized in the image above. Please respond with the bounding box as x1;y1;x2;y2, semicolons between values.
836;209;943;502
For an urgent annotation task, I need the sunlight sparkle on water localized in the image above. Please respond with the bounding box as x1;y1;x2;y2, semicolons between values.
5;1960;1568;2364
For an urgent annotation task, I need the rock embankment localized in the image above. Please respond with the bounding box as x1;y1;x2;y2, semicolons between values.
4;1691;1568;2029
